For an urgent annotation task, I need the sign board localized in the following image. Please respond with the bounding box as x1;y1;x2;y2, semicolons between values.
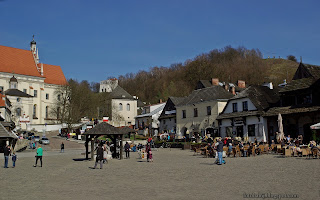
234;118;244;125
103;117;109;122
19;116;30;123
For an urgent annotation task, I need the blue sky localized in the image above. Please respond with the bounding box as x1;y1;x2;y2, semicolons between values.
1;0;319;82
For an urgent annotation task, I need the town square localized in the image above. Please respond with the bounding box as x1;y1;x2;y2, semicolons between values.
1;1;320;200
1;132;319;200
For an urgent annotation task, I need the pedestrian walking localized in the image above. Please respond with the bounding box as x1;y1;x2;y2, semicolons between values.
148;149;153;162
146;144;151;162
93;144;104;169
12;152;17;168
103;144;108;164
124;142;130;158
3;144;11;168
61;142;64;153
34;144;43;167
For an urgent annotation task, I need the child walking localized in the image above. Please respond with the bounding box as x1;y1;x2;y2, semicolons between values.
12;152;17;168
149;150;153;162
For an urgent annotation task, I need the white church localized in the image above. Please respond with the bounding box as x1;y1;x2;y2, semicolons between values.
0;37;67;130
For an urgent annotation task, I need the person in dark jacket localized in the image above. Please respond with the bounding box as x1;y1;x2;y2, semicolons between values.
3;145;11;168
217;139;224;165
61;142;64;153
94;144;104;169
124;142;130;158
146;144;151;162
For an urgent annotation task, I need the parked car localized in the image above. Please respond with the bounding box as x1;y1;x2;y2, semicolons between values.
40;137;50;145
34;135;40;142
28;132;34;137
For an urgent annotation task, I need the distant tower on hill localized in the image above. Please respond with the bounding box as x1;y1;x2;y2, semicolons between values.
99;78;119;92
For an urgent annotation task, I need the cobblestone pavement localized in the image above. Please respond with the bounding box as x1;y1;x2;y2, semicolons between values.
0;144;319;200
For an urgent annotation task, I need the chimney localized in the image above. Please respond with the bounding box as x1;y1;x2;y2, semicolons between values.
40;63;44;76
212;78;219;86
231;87;235;95
237;80;246;88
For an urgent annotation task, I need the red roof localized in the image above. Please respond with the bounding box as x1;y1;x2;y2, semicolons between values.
0;94;5;107
0;45;67;85
0;45;42;77
42;64;67;85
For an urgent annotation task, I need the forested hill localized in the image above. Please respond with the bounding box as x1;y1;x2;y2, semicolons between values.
118;46;299;104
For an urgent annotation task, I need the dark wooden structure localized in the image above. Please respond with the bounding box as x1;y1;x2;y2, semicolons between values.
83;122;124;160
264;63;320;142
119;126;136;139
0;122;18;153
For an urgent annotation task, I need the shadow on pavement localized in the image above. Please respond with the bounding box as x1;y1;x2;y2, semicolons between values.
73;158;88;161
200;162;216;165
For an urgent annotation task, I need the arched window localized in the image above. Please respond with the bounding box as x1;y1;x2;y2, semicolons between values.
57;94;61;101
16;108;21;116
33;104;37;118
45;106;49;119
119;103;123;111
127;103;130;111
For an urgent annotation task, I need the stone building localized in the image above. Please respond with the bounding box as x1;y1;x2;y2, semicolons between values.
99;78;137;127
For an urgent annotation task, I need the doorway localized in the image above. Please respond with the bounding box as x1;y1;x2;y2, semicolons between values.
236;126;244;138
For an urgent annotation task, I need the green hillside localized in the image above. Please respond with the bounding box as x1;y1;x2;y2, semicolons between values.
118;46;301;104
263;58;299;85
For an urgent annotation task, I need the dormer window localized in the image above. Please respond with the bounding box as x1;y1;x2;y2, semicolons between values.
9;76;18;89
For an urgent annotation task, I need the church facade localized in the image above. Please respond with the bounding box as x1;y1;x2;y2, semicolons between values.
0;37;67;129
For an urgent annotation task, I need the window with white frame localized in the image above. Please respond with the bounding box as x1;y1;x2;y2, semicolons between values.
16;108;21;116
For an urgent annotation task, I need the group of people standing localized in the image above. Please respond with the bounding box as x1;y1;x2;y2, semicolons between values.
3;144;17;168
3;143;42;168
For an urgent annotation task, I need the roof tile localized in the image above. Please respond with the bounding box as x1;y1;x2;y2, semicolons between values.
42;64;67;85
0;45;42;77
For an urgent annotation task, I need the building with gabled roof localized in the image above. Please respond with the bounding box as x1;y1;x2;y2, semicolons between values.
264;62;320;143
135;102;166;136
175;85;234;139
158;97;185;136
99;78;137;127
217;85;279;142
0;37;67;129
0;93;12;122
